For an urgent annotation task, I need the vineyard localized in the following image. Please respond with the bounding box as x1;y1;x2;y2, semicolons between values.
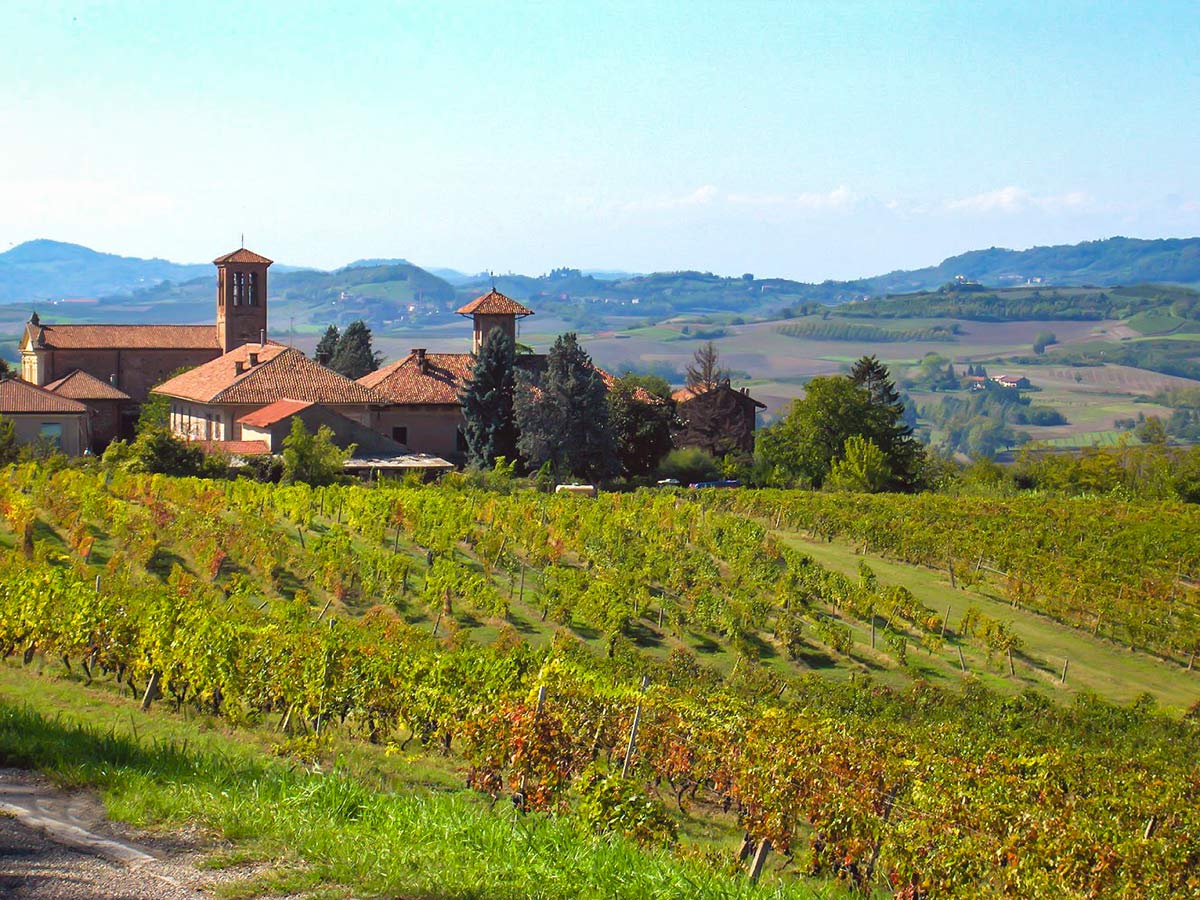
1;466;1198;898
775;321;959;343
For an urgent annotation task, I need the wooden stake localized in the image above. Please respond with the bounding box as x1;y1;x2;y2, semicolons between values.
870;617;876;649
535;685;547;715
940;604;950;638
95;574;101;593
621;676;650;778
1060;658;1069;684
1143;815;1158;840
1007;645;1015;676
316;597;332;621
948;559;956;590
141;671;160;711
297;527;305;549
748;838;772;883
957;647;967;673
518;563;525;605
431;613;442;636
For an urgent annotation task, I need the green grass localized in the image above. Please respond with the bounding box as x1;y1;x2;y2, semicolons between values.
777;532;1200;712
0;666;852;899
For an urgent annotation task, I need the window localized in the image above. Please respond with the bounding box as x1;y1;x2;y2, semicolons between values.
247;272;258;306
392;426;408;446
39;422;62;449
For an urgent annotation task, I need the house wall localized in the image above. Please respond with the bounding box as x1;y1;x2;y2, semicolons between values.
83;399;126;450
28;348;221;402
375;405;465;460
8;413;89;456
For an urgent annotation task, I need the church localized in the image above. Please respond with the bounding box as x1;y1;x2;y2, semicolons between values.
12;243;695;465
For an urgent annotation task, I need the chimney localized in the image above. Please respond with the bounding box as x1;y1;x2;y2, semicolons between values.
248;352;258;367
235;360;245;375
412;348;428;373
260;329;266;346
109;374;118;387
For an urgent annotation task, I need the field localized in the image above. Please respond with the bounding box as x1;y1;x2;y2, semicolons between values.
2;468;1199;898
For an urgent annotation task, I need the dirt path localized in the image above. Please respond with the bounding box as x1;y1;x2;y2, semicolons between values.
0;769;206;899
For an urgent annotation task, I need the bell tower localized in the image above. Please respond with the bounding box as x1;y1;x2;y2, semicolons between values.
214;248;272;352
454;288;534;353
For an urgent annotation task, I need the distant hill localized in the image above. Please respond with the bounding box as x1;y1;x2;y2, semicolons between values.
862;237;1200;295
0;240;211;303
3;234;1199;328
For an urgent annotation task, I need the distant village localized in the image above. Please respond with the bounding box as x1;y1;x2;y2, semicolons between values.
0;246;762;475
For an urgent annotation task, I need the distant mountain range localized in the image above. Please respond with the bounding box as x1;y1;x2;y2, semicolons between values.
2;235;1198;327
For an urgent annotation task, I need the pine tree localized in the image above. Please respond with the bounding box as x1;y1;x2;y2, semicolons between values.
515;333;616;480
460;328;518;468
329;320;382;379
315;325;340;366
849;355;924;490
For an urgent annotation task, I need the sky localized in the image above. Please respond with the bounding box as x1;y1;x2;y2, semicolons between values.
2;1;1198;280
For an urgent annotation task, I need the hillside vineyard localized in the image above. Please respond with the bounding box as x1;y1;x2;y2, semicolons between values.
0;468;1197;898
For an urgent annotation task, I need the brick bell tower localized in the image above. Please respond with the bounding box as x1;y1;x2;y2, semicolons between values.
214;247;272;352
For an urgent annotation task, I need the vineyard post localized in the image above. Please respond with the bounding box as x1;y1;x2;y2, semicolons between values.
620;675;650;779
948;558;956;590
1007;645;1015;676
1188;652;1195;672
297;526;305;550
518;562;526;605
957;647;967;673
1144;816;1158;840
1060;658;1069;684
940;605;951;638
393;526;400;554
316;598;332;622
431;613;441;636
535;685;547;715
871;616;876;649
95;574;101;593
747;837;772;883
140;671;160;712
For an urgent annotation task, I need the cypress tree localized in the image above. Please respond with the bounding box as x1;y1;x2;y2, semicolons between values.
315;325;340;366
329;320;382;379
460;328;518;468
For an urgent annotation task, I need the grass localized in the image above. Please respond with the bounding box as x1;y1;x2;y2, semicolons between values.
0;665;853;900
777;531;1200;712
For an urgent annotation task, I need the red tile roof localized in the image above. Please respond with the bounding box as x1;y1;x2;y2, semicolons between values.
0;378;89;414
672;383;766;408
213;248;273;265
455;289;535;317
197;440;272;456
153;344;384;405
44;369;132;401
359;352;474;405
21;323;220;351
360;351;658;405
237;398;314;427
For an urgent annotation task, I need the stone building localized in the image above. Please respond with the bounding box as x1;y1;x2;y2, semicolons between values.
16;247;276;447
672;381;766;456
0;377;91;456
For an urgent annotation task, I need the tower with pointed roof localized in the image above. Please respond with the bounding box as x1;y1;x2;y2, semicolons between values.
214;248;273;352
455;289;534;353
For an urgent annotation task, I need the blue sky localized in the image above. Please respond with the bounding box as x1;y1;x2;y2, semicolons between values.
2;1;1197;279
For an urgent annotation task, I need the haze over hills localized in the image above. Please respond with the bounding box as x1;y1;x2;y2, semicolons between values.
2;235;1199;328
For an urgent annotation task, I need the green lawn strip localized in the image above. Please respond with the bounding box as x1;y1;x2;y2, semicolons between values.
0;665;850;899
777;532;1200;712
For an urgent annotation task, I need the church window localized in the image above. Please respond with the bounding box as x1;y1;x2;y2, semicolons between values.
247;272;258;306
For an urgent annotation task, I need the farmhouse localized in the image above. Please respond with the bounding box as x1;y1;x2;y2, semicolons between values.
672;380;766;456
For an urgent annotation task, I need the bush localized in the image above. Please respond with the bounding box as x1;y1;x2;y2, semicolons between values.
656;448;720;484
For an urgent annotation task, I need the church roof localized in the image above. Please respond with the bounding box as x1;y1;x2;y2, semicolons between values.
0;378;89;414
44;369;132;401
213;248;273;265
21;323;220;351
455;289;534;317
153;343;384;406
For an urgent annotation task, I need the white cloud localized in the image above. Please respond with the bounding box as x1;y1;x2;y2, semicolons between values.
943;186;1094;215
619;184;719;212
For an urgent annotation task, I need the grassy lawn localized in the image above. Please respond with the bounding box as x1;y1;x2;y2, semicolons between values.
777;532;1200;712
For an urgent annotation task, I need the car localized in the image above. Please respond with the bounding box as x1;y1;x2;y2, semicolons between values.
656;478;681;486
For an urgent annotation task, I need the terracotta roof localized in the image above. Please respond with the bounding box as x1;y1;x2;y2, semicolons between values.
361;351;657;406
237;398;314;427
213;248;273;265
21;323;220;351
455;289;534;317
45;370;132;401
0;378;88;414
196;440;272;456
360;352;474;405
672;383;767;408
153;344;384;405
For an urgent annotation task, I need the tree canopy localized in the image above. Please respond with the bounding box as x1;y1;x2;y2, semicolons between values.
608;377;675;477
281;418;352;486
460;328;518;469
515;333;616;480
323;320;382;379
